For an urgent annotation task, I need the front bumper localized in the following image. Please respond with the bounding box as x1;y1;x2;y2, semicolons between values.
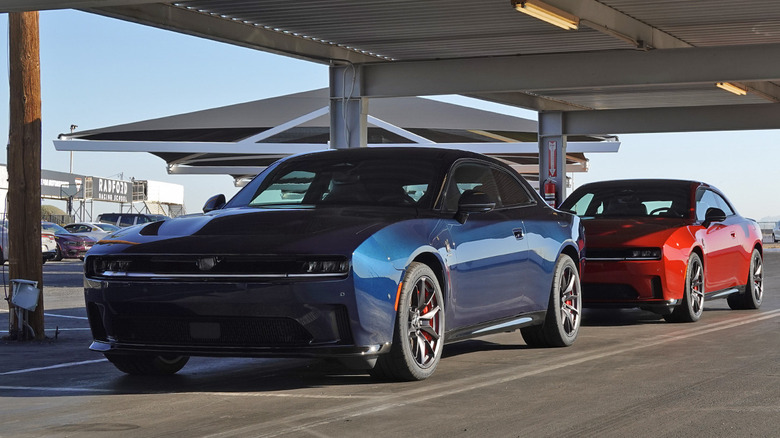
84;274;395;359
581;258;682;312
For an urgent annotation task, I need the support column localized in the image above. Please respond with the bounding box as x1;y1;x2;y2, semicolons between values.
329;63;368;149
538;111;567;207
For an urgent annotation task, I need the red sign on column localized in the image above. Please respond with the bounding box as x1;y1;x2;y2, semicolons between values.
547;140;557;178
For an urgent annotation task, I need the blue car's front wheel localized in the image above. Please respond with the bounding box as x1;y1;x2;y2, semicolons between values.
371;262;444;381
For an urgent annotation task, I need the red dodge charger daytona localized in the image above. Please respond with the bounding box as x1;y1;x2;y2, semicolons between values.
560;179;763;322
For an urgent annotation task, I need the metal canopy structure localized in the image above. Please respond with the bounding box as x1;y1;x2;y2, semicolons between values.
7;0;780;198
54;89;619;184
6;0;779;128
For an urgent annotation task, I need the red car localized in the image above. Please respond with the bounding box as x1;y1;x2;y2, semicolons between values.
560;179;763;322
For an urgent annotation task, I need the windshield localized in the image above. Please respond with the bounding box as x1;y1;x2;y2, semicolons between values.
228;154;444;209
42;222;69;234
561;184;691;218
95;223;121;232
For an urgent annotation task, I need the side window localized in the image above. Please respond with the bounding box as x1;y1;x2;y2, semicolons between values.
696;189;734;221
568;193;595;216
492;168;533;206
444;163;500;211
118;216;135;227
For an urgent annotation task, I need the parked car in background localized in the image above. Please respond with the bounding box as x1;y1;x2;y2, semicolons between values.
64;222;121;241
772;221;780;242
560;179;763;322
84;147;584;379
0;222;56;264
41;222;96;261
97;213;169;228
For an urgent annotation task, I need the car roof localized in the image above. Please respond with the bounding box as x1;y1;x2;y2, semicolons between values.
281;146;515;173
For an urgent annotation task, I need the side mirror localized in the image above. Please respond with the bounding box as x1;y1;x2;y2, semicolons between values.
203;194;226;213
456;191;495;224
703;207;726;227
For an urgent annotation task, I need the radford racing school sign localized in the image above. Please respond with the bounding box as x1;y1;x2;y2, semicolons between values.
94;177;132;203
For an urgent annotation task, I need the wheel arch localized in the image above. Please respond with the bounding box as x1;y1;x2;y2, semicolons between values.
560;244;581;273
412;251;448;303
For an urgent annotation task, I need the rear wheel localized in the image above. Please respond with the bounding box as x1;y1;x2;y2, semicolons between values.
727;249;763;310
53;246;63;262
105;353;189;375
521;254;581;347
371;262;444;381
665;252;704;323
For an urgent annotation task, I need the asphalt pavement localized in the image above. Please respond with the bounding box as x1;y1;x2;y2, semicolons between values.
1;253;779;437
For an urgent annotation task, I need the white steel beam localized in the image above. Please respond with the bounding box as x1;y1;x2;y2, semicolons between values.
562;103;780;135
53;140;328;155
54;139;618;155
361;44;780;97
167;165;267;175
547;0;690;50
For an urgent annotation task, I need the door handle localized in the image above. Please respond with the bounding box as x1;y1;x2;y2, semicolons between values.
513;228;524;240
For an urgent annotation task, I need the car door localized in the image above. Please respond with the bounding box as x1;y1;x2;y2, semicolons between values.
696;188;741;291
441;161;534;329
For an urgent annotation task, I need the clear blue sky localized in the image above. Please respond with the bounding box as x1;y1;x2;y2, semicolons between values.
2;9;778;221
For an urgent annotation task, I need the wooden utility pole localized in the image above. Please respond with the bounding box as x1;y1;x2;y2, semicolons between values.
8;11;44;340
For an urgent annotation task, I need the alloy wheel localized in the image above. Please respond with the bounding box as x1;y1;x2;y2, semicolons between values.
406;275;442;369
559;264;581;337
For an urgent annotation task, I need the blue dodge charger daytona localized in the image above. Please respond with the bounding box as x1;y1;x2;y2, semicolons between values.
85;147;585;381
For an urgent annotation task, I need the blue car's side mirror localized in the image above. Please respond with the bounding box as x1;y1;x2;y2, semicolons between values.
456;190;496;224
203;194;226;213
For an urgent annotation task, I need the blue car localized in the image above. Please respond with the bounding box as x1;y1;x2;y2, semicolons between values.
84;147;585;380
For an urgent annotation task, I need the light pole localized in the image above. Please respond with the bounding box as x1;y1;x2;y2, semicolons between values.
69;124;77;173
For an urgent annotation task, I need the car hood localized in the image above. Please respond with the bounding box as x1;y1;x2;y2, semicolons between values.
95;206;419;256
55;233;95;243
581;217;691;247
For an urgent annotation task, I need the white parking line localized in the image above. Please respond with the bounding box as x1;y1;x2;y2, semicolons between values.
0;385;111;393
44;312;88;320
0;308;87;320
0;359;108;376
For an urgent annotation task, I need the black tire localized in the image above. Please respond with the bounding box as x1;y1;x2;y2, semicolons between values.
727;249;763;310
53;246;63;262
370;262;444;381
105;353;189;375
521;254;581;347
665;252;704;323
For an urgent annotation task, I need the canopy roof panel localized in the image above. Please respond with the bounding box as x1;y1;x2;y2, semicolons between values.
56;89;618;183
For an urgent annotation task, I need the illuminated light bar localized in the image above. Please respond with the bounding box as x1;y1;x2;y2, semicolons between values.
512;0;579;30
716;82;747;96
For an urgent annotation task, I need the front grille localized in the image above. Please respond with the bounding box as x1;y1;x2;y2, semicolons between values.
113;316;314;347
582;283;639;301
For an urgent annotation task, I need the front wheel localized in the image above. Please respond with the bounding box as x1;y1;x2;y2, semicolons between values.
521;254;581;347
105;353;189;375
728;249;763;310
371;262;444;381
665;252;704;323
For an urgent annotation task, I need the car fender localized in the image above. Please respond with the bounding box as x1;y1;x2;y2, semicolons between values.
351;219;448;345
663;226;700;300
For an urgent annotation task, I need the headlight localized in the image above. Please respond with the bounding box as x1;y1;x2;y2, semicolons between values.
300;259;350;275
628;248;662;260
